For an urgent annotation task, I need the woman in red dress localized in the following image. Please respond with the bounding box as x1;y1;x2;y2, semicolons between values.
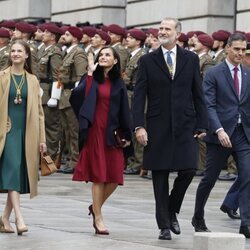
70;46;131;235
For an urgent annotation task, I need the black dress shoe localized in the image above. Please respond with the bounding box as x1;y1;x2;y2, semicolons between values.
191;217;211;232
239;225;250;238
158;228;172;240
220;205;240;219
123;168;140;175
169;212;181;235
218;173;237;181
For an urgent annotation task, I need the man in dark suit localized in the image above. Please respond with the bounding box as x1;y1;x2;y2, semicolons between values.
192;33;250;238
133;17;208;240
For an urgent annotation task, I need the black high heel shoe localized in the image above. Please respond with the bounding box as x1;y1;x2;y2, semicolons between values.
88;205;109;235
93;221;109;235
88;205;95;219
15;220;28;236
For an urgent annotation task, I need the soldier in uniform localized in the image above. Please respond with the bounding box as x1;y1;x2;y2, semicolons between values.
80;26;96;54
0;20;16;38
0;28;10;71
211;30;230;64
12;21;40;78
91;29;111;58
34;23;46;57
57;26;88;174
123;29;146;175
107;24;129;73
193;34;215;176
177;33;188;49
38;23;63;161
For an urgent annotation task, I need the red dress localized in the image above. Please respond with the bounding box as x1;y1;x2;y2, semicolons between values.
72;76;124;184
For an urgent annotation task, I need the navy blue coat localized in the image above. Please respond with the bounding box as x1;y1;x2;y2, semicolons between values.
133;46;208;171
203;61;250;144
70;75;131;150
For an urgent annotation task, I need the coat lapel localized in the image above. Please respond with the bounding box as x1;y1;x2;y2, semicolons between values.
152;47;172;78
174;46;188;79
240;65;248;102
26;71;33;120
222;61;239;99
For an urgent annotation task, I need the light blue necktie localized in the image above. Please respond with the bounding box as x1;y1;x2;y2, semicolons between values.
166;51;173;76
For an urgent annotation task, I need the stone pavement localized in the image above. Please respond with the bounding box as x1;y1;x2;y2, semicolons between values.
0;172;249;250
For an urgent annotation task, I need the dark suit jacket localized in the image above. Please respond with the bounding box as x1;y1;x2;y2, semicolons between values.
133;46;208;170
70;75;131;150
203;61;250;144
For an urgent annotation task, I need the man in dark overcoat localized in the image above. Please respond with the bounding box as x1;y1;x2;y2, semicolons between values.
133;17;208;240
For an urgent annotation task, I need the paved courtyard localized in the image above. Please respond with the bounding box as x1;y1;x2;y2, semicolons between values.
0;171;249;250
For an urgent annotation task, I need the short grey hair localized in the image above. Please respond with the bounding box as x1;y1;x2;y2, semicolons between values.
162;17;182;32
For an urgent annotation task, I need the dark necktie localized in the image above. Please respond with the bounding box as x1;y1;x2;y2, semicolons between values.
166;51;173;76
233;67;239;97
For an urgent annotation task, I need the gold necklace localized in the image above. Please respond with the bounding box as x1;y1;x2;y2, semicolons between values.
11;72;25;104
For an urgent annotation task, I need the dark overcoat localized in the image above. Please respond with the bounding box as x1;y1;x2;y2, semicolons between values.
70;75;131;150
133;46;208;170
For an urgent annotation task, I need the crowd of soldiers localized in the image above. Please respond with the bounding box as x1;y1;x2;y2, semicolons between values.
0;19;249;177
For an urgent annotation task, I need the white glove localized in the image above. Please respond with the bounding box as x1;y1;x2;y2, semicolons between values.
47;98;58;108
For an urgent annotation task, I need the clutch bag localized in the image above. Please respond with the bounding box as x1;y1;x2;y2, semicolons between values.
113;129;126;147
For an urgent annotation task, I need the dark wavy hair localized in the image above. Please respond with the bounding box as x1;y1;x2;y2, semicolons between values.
93;46;121;83
8;39;32;74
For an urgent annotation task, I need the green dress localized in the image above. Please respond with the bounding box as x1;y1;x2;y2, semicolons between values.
0;75;30;194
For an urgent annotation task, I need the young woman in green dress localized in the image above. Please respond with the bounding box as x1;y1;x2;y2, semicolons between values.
0;40;47;235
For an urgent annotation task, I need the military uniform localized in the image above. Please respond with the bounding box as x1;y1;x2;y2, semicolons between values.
38;44;63;160
0;45;9;71
214;49;226;64
113;43;129;73
58;45;88;169
28;41;40;79
123;48;146;173
197;53;215;173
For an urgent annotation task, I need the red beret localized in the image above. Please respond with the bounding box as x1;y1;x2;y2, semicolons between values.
127;28;146;42
37;23;46;32
147;28;159;38
186;31;195;39
44;23;63;35
0;28;10;38
15;22;35;33
178;33;188;42
60;25;70;35
82;26;96;37
67;26;82;39
29;24;37;33
100;25;108;32
217;29;231;37
0;20;16;29
197;34;214;48
194;31;206;36
212;31;230;42
245;33;250;42
107;24;125;37
96;30;111;45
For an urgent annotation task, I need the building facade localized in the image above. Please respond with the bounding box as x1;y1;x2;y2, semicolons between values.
0;0;249;33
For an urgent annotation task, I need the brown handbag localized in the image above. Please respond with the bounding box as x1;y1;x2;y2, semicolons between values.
41;154;58;176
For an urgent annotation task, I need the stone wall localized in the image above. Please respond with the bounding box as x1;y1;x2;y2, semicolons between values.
0;0;249;33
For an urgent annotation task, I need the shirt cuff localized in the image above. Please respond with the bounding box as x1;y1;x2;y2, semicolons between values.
215;128;224;134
